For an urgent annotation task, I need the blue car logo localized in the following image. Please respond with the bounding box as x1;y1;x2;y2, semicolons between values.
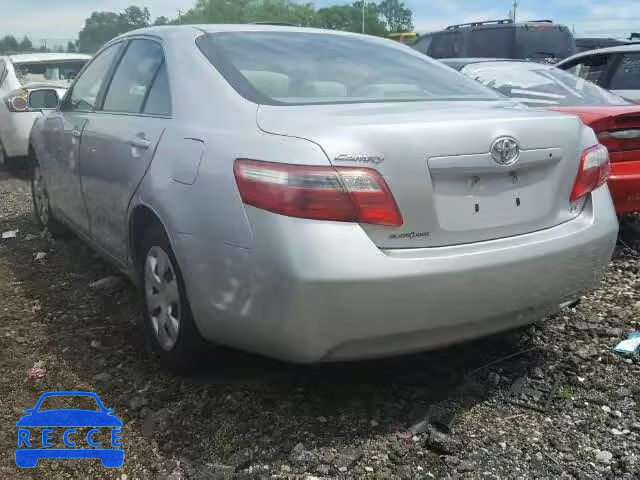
16;391;123;468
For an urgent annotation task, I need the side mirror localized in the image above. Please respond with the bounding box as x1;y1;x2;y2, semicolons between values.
28;88;60;111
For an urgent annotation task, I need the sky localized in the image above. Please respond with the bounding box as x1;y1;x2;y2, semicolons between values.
0;0;638;45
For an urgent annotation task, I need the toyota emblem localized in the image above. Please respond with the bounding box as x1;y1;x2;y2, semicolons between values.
490;137;520;166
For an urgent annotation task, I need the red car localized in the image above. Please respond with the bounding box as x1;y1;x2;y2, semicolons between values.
549;106;640;214
444;58;640;214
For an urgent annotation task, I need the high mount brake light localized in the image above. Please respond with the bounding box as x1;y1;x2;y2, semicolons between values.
234;159;403;227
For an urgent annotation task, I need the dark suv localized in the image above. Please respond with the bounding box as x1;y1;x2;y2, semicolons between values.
413;19;576;62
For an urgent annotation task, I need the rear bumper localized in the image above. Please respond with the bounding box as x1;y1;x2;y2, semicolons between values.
179;188;618;363
0;112;40;158
609;161;640;214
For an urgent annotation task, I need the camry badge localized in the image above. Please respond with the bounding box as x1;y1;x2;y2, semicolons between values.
490;137;520;166
334;154;385;165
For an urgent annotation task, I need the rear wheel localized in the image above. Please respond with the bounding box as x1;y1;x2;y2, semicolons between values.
139;225;207;373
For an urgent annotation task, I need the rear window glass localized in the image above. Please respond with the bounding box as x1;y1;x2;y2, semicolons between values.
428;32;462;58
14;61;87;86
413;34;433;55
197;32;500;105
461;61;630;107
515;25;575;60
466;29;515;57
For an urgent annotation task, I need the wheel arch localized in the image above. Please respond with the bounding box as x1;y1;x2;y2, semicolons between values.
128;203;175;282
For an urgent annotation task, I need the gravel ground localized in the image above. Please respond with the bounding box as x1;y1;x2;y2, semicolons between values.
1;168;639;480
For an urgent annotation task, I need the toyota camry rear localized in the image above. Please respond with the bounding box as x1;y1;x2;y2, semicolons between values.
49;26;619;369
152;28;617;364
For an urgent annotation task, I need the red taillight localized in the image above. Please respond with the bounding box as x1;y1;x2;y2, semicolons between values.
570;144;610;203
234;159;403;227
3;89;29;112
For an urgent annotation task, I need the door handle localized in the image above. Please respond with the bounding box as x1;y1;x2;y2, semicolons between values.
71;128;82;138
129;136;151;149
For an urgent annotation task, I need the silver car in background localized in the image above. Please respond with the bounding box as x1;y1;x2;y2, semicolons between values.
28;25;618;370
0;53;90;166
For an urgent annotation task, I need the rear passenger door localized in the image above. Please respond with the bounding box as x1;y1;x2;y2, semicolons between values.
607;52;640;102
79;38;171;262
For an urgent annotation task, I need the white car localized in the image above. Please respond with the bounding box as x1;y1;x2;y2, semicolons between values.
556;44;640;102
0;53;90;167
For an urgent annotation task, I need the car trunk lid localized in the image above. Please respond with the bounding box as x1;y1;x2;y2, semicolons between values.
257;101;586;248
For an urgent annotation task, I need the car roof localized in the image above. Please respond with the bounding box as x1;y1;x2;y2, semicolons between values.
7;53;91;63
117;23;377;43
558;43;640;64
421;20;570;35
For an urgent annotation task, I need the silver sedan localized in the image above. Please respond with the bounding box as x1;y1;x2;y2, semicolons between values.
28;25;618;370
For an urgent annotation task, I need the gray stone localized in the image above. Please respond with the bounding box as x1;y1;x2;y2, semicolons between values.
93;371;111;382
606;328;623;337
289;443;316;466
596;450;613;464
424;426;461;455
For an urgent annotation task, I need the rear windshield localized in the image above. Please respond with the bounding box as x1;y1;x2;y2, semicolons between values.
515;25;575;60
460;61;630;107
14;61;87;86
463;25;574;60
197;32;501;105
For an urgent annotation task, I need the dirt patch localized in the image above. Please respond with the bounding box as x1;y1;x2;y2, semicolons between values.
1;171;639;479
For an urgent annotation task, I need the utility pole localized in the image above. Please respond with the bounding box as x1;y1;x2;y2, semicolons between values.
362;1;365;34
512;0;518;22
177;9;182;24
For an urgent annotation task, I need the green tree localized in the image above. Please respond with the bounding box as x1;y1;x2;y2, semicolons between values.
120;6;151;30
247;0;316;26
378;0;413;32
154;16;170;26
19;36;33;52
78;12;122;52
0;35;20;53
78;6;151;53
314;2;387;35
181;0;252;23
67;41;78;52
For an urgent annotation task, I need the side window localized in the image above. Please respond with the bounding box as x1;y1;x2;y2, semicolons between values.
609;53;640;90
143;62;172;116
413;35;433;55
428;32;462;58
102;40;165;114
566;54;610;85
68;44;122;111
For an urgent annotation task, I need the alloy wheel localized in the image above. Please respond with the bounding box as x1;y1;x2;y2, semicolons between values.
144;246;181;351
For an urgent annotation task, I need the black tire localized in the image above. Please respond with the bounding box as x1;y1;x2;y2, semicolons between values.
29;155;67;237
139;224;208;373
